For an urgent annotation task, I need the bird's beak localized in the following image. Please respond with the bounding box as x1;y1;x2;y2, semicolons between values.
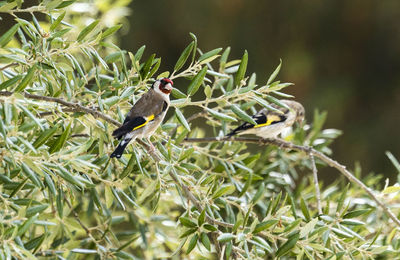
165;83;173;91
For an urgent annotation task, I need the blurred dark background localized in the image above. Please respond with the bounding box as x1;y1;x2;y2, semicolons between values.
1;0;399;181
124;0;400;181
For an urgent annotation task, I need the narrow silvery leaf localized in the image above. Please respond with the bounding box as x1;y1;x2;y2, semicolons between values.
77;20;99;42
187;66;207;96
230;104;257;125
267;59;282;85
175;108;190;131
174;41;194;72
234;50;248;86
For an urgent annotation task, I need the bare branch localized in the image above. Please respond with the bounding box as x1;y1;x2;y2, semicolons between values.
184;136;400;227
0;63;18;71
0;91;121;127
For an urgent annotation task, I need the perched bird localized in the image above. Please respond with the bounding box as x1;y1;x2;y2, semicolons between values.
110;78;173;158
227;99;305;138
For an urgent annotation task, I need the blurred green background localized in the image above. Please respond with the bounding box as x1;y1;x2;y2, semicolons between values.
123;0;400;181
1;0;399;181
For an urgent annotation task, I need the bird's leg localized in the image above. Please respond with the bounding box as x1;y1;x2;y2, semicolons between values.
147;137;156;153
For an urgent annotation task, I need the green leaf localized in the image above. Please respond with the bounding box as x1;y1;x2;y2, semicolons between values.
265;95;290;110
340;219;365;226
24;234;45;251
198;209;206;226
336;183;349;213
187;66;207;96
120;154;136;179
21;163;42;188
267;59;282;85
56;189;63;218
50;11;66;31
217;233;235;243
207;108;237;122
49;122;71;153
331;227;353;238
239;172;252;197
140;53;155;79
0;23;20;47
251;182;265;204
0;75;23;91
175;108;191;131
382;186;400;194
200;233;211;251
180;228;197;239
276;233;299;257
138;180;157;204
179;147;195;162
186;233;198;254
343;209;371;219
220;46;231;68
77;20;99;42
300;197;311;221
249;236;272;253
203;224;217;232
300;218;318;238
234;50;248;86
101;24;122;39
212;185;235;199
386;151;400;174
14;65;37;92
57;166;84;187
180;217;198;228
43;172;56;195
26;204;48;217
17;214;38;236
171;88;187;99
32;124;59;149
134;45;146;61
204;85;212;98
230;104;257;125
198;48;223;63
174;41;194;71
253;219;279;233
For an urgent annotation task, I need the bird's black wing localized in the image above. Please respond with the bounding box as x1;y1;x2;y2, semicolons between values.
227;113;286;136
112;116;150;139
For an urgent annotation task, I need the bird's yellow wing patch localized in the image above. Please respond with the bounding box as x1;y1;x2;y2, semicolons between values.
253;114;282;128
132;114;155;131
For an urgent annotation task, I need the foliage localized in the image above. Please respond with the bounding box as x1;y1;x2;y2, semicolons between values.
1;1;400;259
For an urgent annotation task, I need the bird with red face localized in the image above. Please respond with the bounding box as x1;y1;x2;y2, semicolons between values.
110;78;173;158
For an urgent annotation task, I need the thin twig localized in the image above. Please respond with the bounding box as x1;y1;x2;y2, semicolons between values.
64;197;91;236
310;153;322;215
0;6;47;14
0;63;18;71
0;91;121;127
183;136;400;227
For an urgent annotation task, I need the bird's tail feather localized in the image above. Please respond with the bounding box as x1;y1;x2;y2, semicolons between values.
110;138;132;158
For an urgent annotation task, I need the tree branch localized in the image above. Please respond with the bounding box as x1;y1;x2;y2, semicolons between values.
0;63;18;71
184;136;400;227
0;91;121;127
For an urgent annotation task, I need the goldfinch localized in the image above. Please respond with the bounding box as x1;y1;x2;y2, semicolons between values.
227;99;305;138
110;78;173;158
